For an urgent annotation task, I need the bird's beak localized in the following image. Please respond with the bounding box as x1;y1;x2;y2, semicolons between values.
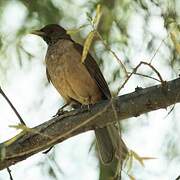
31;30;45;37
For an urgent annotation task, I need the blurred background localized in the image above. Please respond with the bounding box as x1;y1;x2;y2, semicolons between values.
0;0;180;179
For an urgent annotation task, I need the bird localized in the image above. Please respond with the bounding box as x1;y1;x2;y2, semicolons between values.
31;24;127;165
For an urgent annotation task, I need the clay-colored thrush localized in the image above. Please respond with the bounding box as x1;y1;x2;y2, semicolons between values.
32;24;127;165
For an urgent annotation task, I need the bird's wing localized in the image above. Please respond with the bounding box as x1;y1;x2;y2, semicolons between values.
73;42;111;99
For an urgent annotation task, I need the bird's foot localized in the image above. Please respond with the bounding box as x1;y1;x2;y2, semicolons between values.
54;108;69;117
54;109;64;117
80;104;92;111
71;102;81;109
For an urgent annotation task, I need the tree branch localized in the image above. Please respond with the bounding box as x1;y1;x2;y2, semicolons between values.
1;77;180;170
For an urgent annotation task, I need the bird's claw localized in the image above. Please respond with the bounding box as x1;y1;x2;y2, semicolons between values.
80;104;91;111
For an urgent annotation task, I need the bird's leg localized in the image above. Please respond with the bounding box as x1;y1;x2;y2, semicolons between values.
72;102;91;111
44;103;70;154
70;101;81;109
80;104;90;110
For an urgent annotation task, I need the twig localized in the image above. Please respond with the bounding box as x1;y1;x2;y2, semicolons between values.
118;61;164;93
0;86;26;125
149;38;166;64
87;16;128;78
141;62;164;83
7;167;13;180
96;31;128;78
165;90;180;118
128;72;161;82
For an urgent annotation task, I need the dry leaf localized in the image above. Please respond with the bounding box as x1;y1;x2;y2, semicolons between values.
81;30;96;63
0;144;6;160
67;24;88;35
127;153;133;172
9;123;29;131
92;4;102;27
131;150;156;167
170;32;180;54
128;174;136;180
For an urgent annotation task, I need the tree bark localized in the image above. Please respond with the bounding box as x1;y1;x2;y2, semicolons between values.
0;77;180;170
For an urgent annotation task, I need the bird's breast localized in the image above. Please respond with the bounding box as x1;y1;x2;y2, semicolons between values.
45;39;102;104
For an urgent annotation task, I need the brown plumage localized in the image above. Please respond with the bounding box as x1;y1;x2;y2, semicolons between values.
32;24;127;165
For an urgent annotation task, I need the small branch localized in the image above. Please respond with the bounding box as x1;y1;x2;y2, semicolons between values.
142;62;164;83
127;72;161;82
0;77;180;170
0;87;26;180
149;38;166;64
88;17;128;77
118;61;164;92
7;167;13;180
0;87;26;125
96;31;128;77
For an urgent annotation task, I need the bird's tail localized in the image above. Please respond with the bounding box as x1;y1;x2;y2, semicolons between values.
95;124;128;165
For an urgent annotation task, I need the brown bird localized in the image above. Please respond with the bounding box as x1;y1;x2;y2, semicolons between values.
32;24;127;165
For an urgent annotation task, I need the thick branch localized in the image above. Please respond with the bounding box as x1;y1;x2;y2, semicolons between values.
1;77;180;170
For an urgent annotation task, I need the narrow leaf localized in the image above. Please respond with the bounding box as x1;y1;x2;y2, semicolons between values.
0;144;6;160
131;150;156;167
92;4;102;27
81;30;96;63
67;24;88;35
4;131;26;146
127;153;133;172
132;150;145;167
141;157;157;160
175;43;180;54
171;32;176;43
170;32;180;54
9;123;29;131
128;174;136;180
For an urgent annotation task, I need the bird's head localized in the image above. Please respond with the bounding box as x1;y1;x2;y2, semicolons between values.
31;24;71;45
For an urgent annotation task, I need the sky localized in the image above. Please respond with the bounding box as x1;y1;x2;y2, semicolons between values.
0;1;180;180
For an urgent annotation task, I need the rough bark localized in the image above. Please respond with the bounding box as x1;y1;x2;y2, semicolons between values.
0;77;180;170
